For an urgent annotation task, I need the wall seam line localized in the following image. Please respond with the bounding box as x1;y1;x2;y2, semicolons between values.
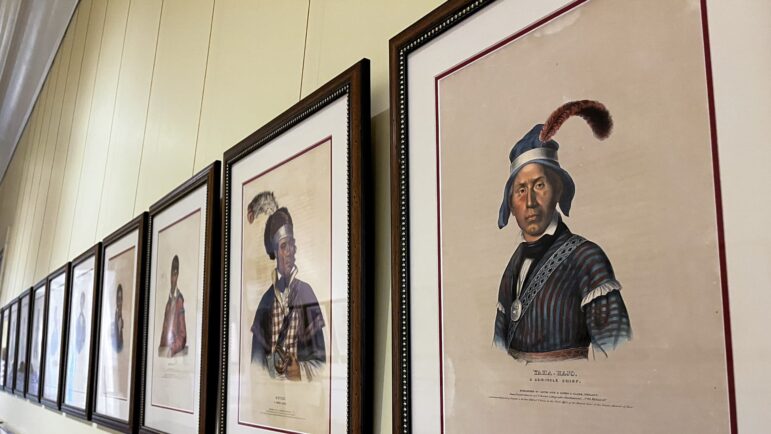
65;0;109;257
47;1;93;269
29;27;77;281
132;0;165;216
191;0;218;176
299;0;312;100
94;0;134;239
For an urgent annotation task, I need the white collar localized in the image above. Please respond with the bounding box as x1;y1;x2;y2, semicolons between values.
519;212;561;243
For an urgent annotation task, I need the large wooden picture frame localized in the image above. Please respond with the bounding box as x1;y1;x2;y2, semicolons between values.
390;1;736;433
40;263;72;410
139;162;220;434
220;59;371;434
91;214;148;432
61;243;102;421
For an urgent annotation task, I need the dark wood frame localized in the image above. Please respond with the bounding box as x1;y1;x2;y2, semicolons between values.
3;298;19;394
138;162;221;434
40;262;72;410
25;278;47;401
0;304;8;391
389;1;739;434
220;59;371;433
90;213;148;432
61;243;102;421
13;287;32;398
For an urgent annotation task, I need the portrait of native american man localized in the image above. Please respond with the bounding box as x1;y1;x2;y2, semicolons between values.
246;191;326;381
493;100;632;363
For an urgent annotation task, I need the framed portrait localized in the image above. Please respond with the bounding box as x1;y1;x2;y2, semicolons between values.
91;214;148;432
61;244;102;421
390;1;736;433
139;162;220;434
0;305;8;390
26;279;47;401
4;299;18;393
14;288;32;397
40;263;71;410
220;59;371;434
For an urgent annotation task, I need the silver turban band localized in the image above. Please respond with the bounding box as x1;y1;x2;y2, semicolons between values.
510;148;559;173
271;224;294;250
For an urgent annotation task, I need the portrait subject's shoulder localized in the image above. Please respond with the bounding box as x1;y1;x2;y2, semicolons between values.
257;286;276;310
571;237;612;264
292;278;320;304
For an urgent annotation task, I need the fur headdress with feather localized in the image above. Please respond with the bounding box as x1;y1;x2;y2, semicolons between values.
247;191;278;224
247;191;293;259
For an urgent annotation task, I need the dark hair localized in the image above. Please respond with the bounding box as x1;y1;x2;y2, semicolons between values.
116;284;123;295
171;255;179;272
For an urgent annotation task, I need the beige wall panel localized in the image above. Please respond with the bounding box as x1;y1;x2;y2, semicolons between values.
193;0;308;171
48;2;95;267
301;0;442;114
1;115;35;298
0;129;31;303
96;0;162;238
34;18;79;278
8;80;51;292
133;0;214;212
69;0;130;253
49;0;104;262
21;43;71;285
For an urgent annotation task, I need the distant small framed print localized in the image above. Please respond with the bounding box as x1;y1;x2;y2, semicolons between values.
0;305;8;390
221;60;371;434
139;162;220;434
41;263;71;410
26;280;47;400
61;244;101;421
91;214;148;432
4;299;18;393
14;288;31;397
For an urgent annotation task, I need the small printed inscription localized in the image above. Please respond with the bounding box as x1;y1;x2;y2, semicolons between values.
262;395;304;420
490;389;632;409
488;370;632;409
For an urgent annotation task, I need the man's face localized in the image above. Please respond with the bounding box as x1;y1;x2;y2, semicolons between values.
276;235;297;277
116;288;123;312
170;266;179;291
510;163;562;242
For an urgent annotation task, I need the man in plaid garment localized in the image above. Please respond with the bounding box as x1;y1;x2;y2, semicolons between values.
248;196;326;381
493;101;632;363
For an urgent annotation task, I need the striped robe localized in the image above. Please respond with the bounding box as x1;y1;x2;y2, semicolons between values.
494;223;631;359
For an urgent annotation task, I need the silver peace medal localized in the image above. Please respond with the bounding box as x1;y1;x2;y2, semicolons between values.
511;299;523;322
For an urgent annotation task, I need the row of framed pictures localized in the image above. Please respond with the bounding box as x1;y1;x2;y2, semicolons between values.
0;60;370;434
0;0;741;432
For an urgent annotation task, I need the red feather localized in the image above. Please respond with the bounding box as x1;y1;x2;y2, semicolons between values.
539;100;613;142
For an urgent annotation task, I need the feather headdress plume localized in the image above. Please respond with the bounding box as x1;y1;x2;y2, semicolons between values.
539;100;613;143
247;191;278;224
